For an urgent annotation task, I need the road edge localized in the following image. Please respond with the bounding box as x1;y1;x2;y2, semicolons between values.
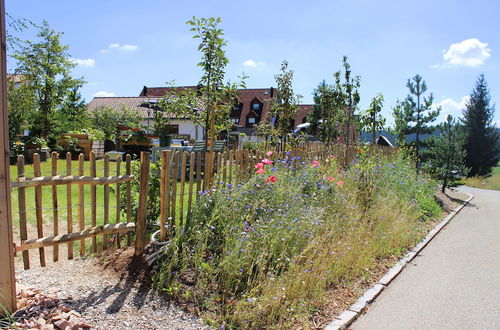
324;191;474;330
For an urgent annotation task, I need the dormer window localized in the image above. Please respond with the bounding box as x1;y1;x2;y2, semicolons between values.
252;103;261;110
248;117;256;124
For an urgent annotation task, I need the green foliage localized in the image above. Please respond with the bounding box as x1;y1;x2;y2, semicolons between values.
461;74;500;177
154;149;441;327
186;17;247;139
120;161;161;227
308;57;360;147
425;115;468;192
269;61;301;147
12;20;84;141
7;77;35;147
57;85;90;133
91;105;142;140
361;93;385;144
392;75;440;169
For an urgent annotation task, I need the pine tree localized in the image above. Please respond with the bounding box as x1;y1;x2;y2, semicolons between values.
461;74;500;176
394;75;440;169
426;115;468;192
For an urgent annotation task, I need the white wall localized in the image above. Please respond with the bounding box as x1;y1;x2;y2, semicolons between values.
141;119;204;140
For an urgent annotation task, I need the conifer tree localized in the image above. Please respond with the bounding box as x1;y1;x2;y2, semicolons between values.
461;74;500;176
393;75;440;170
426;115;468;192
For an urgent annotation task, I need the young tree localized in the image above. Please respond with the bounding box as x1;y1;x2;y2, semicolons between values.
7;77;35;145
186;17;246;148
307;80;344;145
426;115;468;192
394;75;440;170
58;84;89;132
461;74;500;176
391;100;409;146
270;60;301;148
361;93;385;144
12;20;83;141
338;56;361;149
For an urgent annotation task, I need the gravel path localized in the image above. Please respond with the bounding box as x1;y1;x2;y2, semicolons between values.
15;248;208;330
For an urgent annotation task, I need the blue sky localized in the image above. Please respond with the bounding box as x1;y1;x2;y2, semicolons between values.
6;0;500;126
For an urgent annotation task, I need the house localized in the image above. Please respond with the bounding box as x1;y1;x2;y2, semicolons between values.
87;85;315;141
140;85;314;132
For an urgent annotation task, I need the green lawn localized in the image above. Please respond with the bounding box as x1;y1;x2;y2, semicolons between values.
464;165;500;191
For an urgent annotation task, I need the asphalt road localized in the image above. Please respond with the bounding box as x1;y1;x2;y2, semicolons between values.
351;186;500;330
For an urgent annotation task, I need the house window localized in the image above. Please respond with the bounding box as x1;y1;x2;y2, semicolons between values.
163;124;179;134
252;103;261;110
248;117;256;124
231;118;240;124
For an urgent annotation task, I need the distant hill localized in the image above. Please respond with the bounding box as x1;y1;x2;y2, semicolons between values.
359;130;439;145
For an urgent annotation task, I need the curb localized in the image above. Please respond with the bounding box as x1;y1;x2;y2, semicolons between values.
324;191;474;330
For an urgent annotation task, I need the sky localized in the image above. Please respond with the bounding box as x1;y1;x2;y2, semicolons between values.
6;0;500;126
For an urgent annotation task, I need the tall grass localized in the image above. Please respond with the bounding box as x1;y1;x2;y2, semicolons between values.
154;148;441;328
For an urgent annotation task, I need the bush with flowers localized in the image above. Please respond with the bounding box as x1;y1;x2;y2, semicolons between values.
154;148;441;328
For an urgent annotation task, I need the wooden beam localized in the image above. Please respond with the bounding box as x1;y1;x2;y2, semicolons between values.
134;152;150;256
16;223;136;252
0;0;17;313
11;174;134;188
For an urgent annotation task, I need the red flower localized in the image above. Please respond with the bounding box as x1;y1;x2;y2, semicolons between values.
312;160;320;168
327;177;335;182
266;175;277;183
266;151;273;157
255;162;264;169
256;168;265;174
336;180;345;186
262;158;273;165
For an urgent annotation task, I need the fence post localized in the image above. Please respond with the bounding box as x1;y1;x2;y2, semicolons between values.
0;0;17;313
135;152;150;256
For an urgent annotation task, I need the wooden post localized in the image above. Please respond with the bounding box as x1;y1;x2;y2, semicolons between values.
33;153;46;266
171;151;179;232
179;151;187;227
159;150;170;241
66;153;73;259
78;154;85;256
102;154;109;250
134;152;150;256
51;152;59;262
196;152;202;197
17;155;29;270
0;0;16;310
115;156;121;248
187;152;195;220
89;151;97;253
125;154;132;246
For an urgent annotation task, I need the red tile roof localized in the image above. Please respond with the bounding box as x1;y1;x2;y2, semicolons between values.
294;105;314;128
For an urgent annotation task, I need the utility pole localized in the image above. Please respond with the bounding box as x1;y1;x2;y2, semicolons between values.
0;0;17;314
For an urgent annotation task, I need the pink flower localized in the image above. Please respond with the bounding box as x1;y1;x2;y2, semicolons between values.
312;160;320;168
266;175;277;183
255;162;264;169
266;151;273;157
256;168;265;174
262;158;273;165
336;180;345;186
327;177;335;182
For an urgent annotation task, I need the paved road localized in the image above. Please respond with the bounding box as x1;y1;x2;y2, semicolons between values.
351;186;500;330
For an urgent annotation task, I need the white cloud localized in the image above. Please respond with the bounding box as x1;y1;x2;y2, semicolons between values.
101;43;139;53
432;39;491;68
93;91;115;97
71;58;95;67
434;96;470;120
243;59;265;67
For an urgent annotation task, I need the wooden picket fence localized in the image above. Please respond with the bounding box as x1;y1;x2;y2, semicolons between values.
12;151;151;270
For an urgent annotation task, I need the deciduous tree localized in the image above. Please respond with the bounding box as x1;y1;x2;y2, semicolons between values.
361;93;385;144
